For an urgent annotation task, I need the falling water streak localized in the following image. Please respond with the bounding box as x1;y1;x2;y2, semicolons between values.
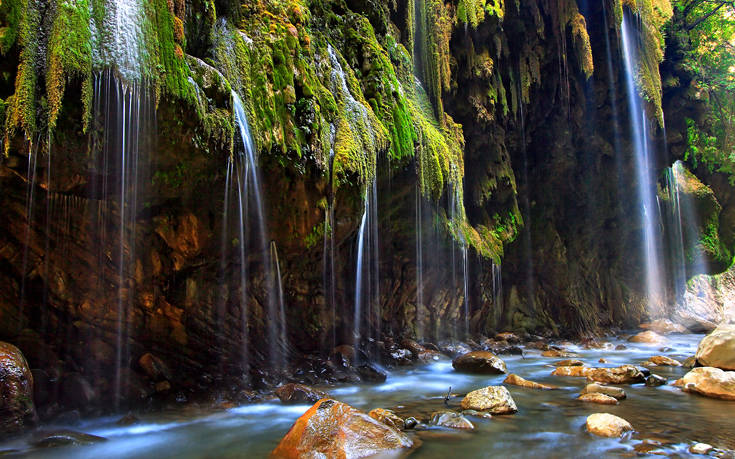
270;241;287;368
415;185;424;341
369;182;380;356
231;91;283;372
19;140;40;331
217;159;233;374
620;15;665;310
354;199;368;363
664;165;687;303
462;245;469;339
235;164;251;378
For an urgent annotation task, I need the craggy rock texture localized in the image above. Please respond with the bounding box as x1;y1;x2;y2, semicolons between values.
0;0;732;411
0;342;36;435
270;399;413;458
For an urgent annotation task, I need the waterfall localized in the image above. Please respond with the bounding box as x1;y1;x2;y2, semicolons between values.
87;70;153;408
415;184;425;340
620;15;665;312
353;180;379;362
230;91;287;374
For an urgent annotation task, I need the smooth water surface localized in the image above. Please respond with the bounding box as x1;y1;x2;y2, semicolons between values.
2;334;734;458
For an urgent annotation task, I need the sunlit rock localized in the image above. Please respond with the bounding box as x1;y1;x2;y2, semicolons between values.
578;393;618;405
460;386;517;414
674;367;735;400
270;399;412;458
585;413;633;437
695;324;735;370
430;411;474;430
628;331;666;344
581;383;626;400
368;408;404;430
503;373;556;390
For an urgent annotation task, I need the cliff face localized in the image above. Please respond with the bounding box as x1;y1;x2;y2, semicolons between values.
0;0;731;408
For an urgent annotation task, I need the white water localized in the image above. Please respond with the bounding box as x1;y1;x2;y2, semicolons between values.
353;180;380;361
620;15;665;312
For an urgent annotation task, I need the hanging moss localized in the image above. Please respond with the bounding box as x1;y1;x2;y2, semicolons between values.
622;0;673;122
4;0;40;149
46;0;93;131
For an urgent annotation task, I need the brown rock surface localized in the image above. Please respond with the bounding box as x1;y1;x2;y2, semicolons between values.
674;367;735;400
695;324;735;370
585;413;633;437
578;393;618;405
0;342;37;435
274;384;328;405
503;373;556;390
460;386;517;414
452;351;507;374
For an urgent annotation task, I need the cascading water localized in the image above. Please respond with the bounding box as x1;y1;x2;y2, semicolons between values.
229;91;287;374
415;184;425;341
620;14;665;312
353;181;380;361
87;70;153;408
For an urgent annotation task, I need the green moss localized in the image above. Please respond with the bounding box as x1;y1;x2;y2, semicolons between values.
46;0;93;131
0;0;22;54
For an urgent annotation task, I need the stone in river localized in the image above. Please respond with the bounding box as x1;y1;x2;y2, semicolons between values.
430;411;474;430
503;373;556;390
274;383;328;404
452;351;507;374
690;443;714;455
460;386;517;414
578;393;618;405
581;383;626;400
674;367;735;400
645;374;667;387
695;324;735;370
585;413;633;437
368;408;404;430
555;359;584;367
648;355;681;366
270;399;413;458
628;331;666;345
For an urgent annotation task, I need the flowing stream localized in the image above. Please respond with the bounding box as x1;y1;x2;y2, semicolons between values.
3;334;733;458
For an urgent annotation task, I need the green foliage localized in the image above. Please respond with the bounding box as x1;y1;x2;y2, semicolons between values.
675;0;735;180
0;0;23;54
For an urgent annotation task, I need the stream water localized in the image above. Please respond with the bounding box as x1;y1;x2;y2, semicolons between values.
2;334;733;458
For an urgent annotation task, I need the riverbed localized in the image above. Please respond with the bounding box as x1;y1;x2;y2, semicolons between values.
2;333;733;458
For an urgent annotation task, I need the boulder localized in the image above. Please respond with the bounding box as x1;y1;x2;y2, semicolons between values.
578;393;618;405
460;386;517;414
586;365;645;384
585;413;633;437
581;384;626;400
368;408;404;430
274;384;328;404
503;374;556;390
452;351;506;374
695;324;735;370
648;356;681;366
438;342;472;358
674;367;735;400
628;331;666;344
0;342;37;434
270;399;413;458
639;319;686;335
555;359;584;367
356;364;387;382
495;332;521;343
683;356;697;368
430;411;474;430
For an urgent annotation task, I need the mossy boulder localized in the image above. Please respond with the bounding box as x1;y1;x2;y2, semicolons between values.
0;341;36;435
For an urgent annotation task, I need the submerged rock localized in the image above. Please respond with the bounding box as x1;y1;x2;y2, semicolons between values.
270;399;412;458
585;413;633;437
430;411;474;430
695;324;735;370
462;409;493;419
581;383;626;400
552;366;591;377
578;393;618;405
368;408;404;430
674;367;735;400
628;331;666;344
647;355;682;366
452;351;507;374
503;374;556;390
32;430;107;448
541;349;576;358
645;374;667;387
460;386;517;414
274;383;328;404
639;319;686;335
0;342;37;435
555;359;584;367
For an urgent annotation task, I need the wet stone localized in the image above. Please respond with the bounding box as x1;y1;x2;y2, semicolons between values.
430;411;474;430
645;374;667;387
